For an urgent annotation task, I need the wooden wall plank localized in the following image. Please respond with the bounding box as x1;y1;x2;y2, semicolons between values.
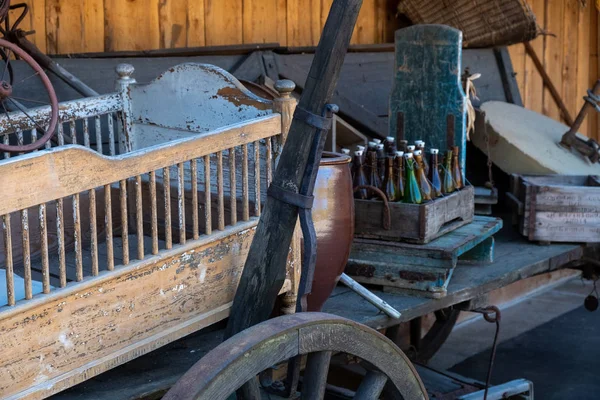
576;3;591;136
103;0;160;51
508;44;526;99
187;0;206;47
45;0;84;54
525;0;545;114
205;0;243;46
589;7;599;140
561;0;580;120
158;0;188;48
287;0;321;46
351;0;377;44
242;0;286;44
14;0;47;54
542;0;565;122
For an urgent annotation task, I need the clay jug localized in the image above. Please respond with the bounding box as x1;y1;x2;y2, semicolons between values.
306;152;355;311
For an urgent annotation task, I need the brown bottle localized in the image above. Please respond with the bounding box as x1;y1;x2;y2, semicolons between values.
429;149;442;198
393;151;405;201
366;151;382;196
384;136;397;156
376;144;386;182
414;150;433;201
356;145;366;164
415;140;429;177
352;151;368;199
382;156;399;201
452;146;463;190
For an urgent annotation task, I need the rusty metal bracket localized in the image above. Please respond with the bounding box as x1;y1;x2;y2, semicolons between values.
560;80;600;164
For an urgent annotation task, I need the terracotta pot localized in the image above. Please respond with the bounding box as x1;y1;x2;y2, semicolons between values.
306;151;355;312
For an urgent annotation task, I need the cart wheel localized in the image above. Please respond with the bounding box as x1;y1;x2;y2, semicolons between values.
404;307;460;364
164;313;428;399
0;38;58;153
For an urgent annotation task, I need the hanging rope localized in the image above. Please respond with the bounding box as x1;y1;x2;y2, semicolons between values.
464;72;481;141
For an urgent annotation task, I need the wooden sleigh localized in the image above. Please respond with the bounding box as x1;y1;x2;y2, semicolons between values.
0;63;300;399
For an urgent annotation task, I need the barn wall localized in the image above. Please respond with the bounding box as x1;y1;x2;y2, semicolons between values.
13;0;600;140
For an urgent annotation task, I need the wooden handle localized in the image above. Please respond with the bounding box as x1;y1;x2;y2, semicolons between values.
354;185;391;230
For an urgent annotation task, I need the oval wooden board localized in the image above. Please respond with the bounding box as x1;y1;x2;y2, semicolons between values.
472;101;600;175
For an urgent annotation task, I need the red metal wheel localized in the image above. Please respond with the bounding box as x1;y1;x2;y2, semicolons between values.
0;37;58;153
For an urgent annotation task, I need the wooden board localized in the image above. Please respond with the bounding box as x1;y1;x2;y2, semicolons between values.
346;216;502;297
354;186;475;244
473;101;600;175
0;221;293;400
326;223;586;330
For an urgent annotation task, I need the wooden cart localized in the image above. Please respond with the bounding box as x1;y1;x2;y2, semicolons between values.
0;63;304;399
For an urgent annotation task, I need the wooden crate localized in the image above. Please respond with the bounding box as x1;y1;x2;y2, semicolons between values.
507;175;600;243
354;185;475;244
346;216;503;298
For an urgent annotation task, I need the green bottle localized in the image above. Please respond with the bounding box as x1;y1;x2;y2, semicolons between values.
442;149;455;195
404;153;422;204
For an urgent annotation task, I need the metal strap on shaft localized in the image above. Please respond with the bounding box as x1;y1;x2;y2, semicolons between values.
267;185;314;209
294;106;334;130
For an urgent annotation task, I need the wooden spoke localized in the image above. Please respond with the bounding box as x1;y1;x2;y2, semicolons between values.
301;351;332;400
354;370;388;399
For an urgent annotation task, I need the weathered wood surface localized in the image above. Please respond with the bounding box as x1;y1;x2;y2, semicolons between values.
326;223;585;330
224;0;364;339
389;25;467;170
0;220;294;400
354;186;474;244
346;216;502;297
509;174;600;243
0;116;280;217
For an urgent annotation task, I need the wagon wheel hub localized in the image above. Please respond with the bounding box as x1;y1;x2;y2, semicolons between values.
0;81;12;99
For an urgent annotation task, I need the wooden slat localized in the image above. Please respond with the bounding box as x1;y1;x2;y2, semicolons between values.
229;147;237;226
242;0;286;44
266;137;273;186
38;203;50;293
21;208;31;299
508;44;526;100
73;192;83;281
103;0;160;51
562;0;581;120
120;179;129;265
95;116;103;154
45;0;104;54
104;184;114;271
589;5;599;141
576;3;591;137
217;151;225;231
158;0;188;48
351;0;377;44
542;0;565;122
56;197;66;286
21;0;47;54
178;162;186;244
3;214;14;306
205;0;243;45
0;116;280;216
287;0;322;46
89;187;99;276
187;0;206;47
163;167;172;249
524;0;546;114
149;171;159;254
136;175;144;259
108;114;116;156
204;155;212;235
191;161;199;240
242;143;250;221
253;141;261;217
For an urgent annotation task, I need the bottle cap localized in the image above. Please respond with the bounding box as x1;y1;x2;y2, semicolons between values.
407;145;416;151
373;138;382;144
368;141;377;148
341;148;350;155
415;140;424;146
386;136;395;142
404;153;413;159
376;144;384;150
354;150;363;156
357;145;366;151
395;151;404;157
414;150;422;156
431;148;439;154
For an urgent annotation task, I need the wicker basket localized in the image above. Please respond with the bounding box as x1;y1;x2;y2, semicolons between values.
398;0;539;48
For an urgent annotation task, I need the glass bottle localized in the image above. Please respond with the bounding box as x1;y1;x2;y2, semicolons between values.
341;148;350;155
452;146;463;190
394;151;405;201
367;151;382;195
414;150;433;202
376;144;386;182
442;149;455;194
384;136;397;156
356;145;366;164
352;151;368;200
382;156;399;201
403;153;422;204
398;140;408;153
373;138;382;145
406;145;416;155
415;140;429;177
429;149;443;198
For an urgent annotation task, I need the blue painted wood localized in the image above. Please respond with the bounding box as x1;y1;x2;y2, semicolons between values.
389;24;467;171
345;216;502;297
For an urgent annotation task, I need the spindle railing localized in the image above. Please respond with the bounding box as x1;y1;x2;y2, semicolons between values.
0;114;280;308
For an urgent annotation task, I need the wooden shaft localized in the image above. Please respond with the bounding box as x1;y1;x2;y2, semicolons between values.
56;197;66;286
39;203;50;293
254;142;261;217
562;80;600;144
73;193;83;281
3;214;14;305
242;144;249;221
89;188;99;275
177;163;186;244
224;0;364;339
136;174;145;258
120;180;129;264
524;42;575;126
